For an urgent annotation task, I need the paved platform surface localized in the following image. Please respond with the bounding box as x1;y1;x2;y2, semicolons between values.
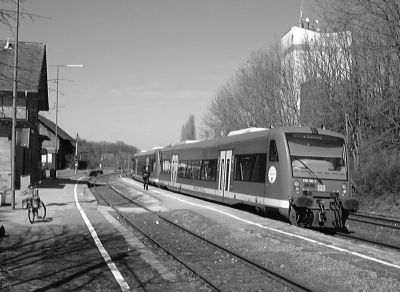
0;171;147;291
0;172;95;227
0;170;180;291
0;171;117;291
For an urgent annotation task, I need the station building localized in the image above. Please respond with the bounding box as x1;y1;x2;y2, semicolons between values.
38;114;75;172
0;40;49;193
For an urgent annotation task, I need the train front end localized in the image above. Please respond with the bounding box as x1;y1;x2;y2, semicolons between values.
285;130;359;229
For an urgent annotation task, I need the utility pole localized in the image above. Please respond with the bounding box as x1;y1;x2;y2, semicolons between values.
54;66;59;177
53;64;83;178
74;133;78;175
11;0;20;210
345;112;349;146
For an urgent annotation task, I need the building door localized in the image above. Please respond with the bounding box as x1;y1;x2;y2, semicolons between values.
217;150;232;198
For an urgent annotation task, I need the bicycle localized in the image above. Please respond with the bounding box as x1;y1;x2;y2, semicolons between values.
26;184;46;224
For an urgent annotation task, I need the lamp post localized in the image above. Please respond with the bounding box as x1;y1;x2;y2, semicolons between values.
54;64;83;178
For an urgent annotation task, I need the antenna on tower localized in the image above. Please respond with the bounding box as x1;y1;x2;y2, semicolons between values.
299;0;304;28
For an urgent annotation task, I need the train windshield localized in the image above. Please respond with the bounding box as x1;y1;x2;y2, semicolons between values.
286;133;347;180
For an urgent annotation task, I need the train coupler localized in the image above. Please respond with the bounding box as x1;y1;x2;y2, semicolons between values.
317;200;327;226
329;199;344;228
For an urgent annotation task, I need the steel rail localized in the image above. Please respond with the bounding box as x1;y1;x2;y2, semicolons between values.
355;211;400;221
335;231;400;252
91;177;221;292
349;212;400;229
159;214;311;291
92;175;312;292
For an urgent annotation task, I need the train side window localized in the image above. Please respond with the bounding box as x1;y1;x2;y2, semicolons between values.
234;155;253;181
149;158;155;172
199;159;217;181
225;158;230;191
269;140;279;162
185;161;193;179
208;160;217;181
234;156;244;181
219;159;225;190
234;154;266;183
162;159;171;174
200;160;207;180
192;160;201;179
252;154;266;182
178;161;187;178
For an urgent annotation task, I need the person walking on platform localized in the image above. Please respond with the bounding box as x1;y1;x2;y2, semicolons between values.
143;166;150;190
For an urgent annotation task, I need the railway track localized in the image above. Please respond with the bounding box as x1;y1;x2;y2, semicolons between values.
91;175;312;292
349;212;400;229
336;211;400;251
335;231;400;251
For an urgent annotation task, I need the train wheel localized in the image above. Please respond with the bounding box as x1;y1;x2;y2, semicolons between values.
289;205;298;226
289;206;308;227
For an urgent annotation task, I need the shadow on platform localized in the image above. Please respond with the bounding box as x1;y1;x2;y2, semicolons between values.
39;178;87;189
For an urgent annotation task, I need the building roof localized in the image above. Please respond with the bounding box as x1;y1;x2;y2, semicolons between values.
0;40;48;110
38;115;75;142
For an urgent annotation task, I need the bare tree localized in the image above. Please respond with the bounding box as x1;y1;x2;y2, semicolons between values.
200;42;301;139
0;0;17;31
0;1;37;33
180;114;197;141
316;0;400;158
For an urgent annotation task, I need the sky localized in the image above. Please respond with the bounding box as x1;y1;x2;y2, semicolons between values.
6;0;316;150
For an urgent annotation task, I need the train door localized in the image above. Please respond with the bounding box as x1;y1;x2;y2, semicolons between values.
135;159;138;175
217;150;232;198
171;154;178;184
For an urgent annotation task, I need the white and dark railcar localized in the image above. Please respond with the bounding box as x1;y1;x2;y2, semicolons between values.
132;127;359;229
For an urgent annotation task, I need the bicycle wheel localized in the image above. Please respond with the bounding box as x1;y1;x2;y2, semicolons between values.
28;207;35;224
37;202;46;220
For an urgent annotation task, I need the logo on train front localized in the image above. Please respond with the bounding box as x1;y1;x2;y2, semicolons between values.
268;166;277;183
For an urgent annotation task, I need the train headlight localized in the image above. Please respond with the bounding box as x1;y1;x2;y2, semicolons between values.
341;183;347;195
293;180;300;192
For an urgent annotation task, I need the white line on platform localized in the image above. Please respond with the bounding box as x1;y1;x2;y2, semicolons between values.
121;177;400;270
74;177;130;292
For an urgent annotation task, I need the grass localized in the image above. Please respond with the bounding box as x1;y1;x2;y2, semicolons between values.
352;148;400;217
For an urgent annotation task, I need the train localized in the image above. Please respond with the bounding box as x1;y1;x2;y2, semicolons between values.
131;126;359;229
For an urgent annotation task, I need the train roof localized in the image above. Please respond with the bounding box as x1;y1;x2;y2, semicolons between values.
132;127;346;157
134;146;163;157
161;126;345;153
281;126;344;137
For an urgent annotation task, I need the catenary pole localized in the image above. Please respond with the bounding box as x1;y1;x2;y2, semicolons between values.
11;0;20;210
